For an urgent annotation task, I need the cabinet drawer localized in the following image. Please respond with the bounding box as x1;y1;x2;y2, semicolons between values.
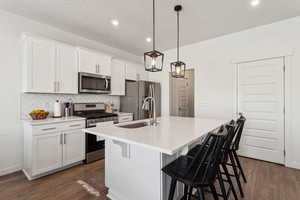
61;121;85;130
33;124;60;135
118;115;133;123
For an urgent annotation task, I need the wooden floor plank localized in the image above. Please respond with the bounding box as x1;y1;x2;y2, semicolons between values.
0;158;299;200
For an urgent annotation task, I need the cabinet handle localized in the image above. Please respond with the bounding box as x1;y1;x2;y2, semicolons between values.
54;82;57;92
69;124;81;127
60;134;63;145
64;134;66;144
42;127;56;131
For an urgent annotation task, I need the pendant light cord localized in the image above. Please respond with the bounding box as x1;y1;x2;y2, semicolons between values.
153;0;155;51
177;10;180;62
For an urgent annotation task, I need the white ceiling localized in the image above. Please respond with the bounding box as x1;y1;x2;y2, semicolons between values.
0;0;299;56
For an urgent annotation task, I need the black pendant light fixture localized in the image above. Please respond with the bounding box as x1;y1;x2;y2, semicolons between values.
170;5;186;78
144;0;164;72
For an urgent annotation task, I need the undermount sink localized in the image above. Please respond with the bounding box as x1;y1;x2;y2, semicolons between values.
118;122;149;129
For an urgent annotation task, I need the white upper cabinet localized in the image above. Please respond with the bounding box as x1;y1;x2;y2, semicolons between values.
125;62;148;81
111;59;126;96
125;62;137;81
136;64;149;81
97;53;112;76
78;48;111;76
22;35;78;94
56;43;78;94
78;48;97;74
23;36;56;93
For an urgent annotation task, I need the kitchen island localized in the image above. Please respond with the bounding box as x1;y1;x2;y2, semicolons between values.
84;116;227;200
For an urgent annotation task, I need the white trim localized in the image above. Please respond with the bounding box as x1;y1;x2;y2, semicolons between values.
286;161;300;170
283;55;296;168
22;161;83;180
231;49;294;64
107;190;129;200
0;164;22;176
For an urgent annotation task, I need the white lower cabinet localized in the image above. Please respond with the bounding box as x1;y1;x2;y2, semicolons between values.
23;120;85;180
32;132;63;176
63;129;85;166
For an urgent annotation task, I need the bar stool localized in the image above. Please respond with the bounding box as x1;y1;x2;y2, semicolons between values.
187;122;240;200
162;127;229;200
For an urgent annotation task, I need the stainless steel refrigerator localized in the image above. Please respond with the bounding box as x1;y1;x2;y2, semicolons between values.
120;81;161;120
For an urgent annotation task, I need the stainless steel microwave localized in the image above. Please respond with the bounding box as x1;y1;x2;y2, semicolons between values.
78;72;111;94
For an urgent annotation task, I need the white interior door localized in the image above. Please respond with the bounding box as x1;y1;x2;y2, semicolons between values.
237;58;285;164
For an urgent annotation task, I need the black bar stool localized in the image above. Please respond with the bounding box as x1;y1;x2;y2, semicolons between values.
162;127;229;200
187;122;240;200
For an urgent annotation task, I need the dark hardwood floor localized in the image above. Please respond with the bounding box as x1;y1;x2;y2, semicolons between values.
0;157;299;200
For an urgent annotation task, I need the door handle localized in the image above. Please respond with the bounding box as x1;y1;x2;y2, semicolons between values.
64;134;66;144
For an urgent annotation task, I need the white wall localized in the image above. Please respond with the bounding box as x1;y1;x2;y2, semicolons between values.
149;16;300;169
0;9;141;176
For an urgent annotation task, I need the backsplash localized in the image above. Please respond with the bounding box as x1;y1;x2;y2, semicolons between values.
21;93;120;120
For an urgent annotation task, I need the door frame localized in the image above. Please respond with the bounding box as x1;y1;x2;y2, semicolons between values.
232;53;293;167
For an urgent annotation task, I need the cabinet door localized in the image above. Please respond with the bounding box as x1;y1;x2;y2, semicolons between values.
56;43;78;94
32;132;62;176
25;37;56;93
97;53;111;76
78;48;98;74
125;62;137;81
62;129;85;166
111;60;125;96
136;64;149;81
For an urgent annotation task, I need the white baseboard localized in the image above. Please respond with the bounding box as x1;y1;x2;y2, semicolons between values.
23;161;83;180
286;161;300;170
107;190;129;200
0;164;22;176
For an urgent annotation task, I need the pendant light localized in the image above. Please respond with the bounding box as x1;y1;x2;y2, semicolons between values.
144;0;164;72
170;5;186;78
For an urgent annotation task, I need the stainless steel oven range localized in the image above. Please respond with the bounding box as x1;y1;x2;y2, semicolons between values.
73;103;118;163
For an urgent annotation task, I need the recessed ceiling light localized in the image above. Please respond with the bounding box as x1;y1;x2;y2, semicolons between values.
146;37;152;43
250;0;260;7
111;19;119;27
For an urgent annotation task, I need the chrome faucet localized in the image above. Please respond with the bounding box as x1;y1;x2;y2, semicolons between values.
142;96;158;126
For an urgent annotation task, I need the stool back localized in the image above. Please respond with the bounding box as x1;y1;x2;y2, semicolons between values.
232;115;246;151
186;128;228;183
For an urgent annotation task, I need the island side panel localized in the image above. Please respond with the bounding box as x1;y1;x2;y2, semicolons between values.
105;139;162;200
160;152;186;200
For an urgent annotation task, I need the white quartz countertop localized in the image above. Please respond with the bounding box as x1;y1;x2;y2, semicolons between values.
24;116;86;126
84;116;228;155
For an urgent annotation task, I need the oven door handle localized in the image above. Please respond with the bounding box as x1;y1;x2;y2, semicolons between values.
88;124;97;127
